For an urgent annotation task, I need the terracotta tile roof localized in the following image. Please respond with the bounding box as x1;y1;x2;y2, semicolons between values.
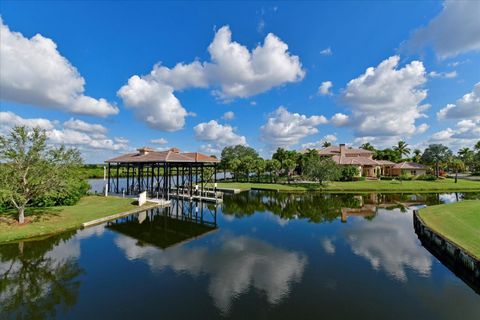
375;160;396;166
182;152;220;163
316;145;373;156
106;147;218;163
106;150;195;163
392;162;428;170
331;155;379;166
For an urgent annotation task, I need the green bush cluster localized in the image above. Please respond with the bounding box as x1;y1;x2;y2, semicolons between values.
339;166;359;181
415;174;437;181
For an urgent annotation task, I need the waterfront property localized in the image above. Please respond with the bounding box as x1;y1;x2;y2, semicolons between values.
1;190;479;319
309;144;428;178
0;196;159;243
216;178;480;192
105;147;220;201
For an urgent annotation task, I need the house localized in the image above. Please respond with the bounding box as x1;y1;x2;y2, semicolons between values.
306;144;426;178
390;162;428;177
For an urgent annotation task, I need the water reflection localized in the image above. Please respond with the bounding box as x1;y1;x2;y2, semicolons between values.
344;208;432;281
106;201;217;249
0;232;84;320
222;190;470;224
110;203;307;314
1;190;479;319
116;233;307;313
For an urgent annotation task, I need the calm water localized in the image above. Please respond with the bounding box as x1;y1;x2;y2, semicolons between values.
1;189;479;319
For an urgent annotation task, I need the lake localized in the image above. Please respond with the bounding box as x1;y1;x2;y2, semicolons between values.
1;188;479;319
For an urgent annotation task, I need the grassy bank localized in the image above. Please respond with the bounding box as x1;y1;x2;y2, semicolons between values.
217;178;480;192
0;196;155;243
418;200;480;259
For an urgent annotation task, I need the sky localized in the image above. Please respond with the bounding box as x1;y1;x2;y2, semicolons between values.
0;0;479;163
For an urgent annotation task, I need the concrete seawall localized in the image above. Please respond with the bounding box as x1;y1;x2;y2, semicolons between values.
413;210;480;293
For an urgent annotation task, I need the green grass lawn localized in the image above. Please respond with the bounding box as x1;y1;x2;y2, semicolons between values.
418;200;480;259
217;178;480;193
0;196;153;243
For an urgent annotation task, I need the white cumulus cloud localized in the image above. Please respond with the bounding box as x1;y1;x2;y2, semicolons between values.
318;81;333;95
150;138;168;145
331;113;350;127
437;82;480;120
222;111;235;120
118;25;304;131
341;55;429;141
320;47;332;56
64;118;107;136
301;134;337;149
194;120;247;154
0;18;118;117
0;111;128;162
261;106;328;148
403;0;480;59
0;111;55;133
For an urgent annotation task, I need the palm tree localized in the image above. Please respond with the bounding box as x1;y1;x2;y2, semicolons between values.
475;141;480;151
322;141;332;148
360;142;375;151
458;147;474;170
449;158;465;183
393;140;411;159
413;149;422;163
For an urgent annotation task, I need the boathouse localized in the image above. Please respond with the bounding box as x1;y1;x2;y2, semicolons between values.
105;147;220;201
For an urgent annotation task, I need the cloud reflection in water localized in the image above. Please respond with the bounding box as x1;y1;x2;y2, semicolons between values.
344;209;432;281
115;233;307;313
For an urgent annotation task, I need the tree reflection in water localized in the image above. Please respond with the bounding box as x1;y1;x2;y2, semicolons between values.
222;190;479;223
0;232;83;320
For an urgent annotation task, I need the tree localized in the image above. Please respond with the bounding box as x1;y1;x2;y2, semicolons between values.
238;156;255;182
303;157;341;185
272;148;298;175
340;166;360;181
265;159;281;183
412;149;422;163
299;149;318;175
253;158;266;182
458;147;475;171
221;145;258;181
322;141;332;148
421;144;452;177
283;159;297;183
228;158;241;182
448;158;465;183
475;141;480;151
0;126;83;224
360;143;376;152
374;148;401;162
393;140;411;159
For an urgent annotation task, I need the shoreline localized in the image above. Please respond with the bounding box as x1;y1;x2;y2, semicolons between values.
216;179;480;193
0;196;161;244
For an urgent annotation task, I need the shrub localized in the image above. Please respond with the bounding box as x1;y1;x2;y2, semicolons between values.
380;176;395;180
340;166;359;181
416;174;437;181
399;174;413;181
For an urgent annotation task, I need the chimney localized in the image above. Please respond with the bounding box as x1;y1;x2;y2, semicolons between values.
137;147;154;155
340;144;346;157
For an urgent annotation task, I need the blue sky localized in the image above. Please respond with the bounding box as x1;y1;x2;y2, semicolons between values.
1;1;479;163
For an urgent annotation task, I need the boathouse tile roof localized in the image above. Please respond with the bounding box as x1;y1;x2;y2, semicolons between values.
106;148;219;163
